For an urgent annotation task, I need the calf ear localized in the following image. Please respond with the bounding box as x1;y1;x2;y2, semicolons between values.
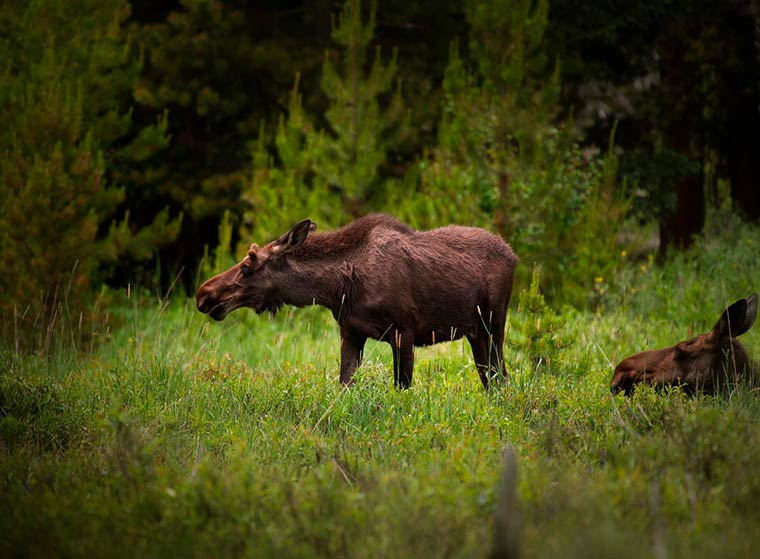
711;293;758;339
272;219;317;255
741;293;759;335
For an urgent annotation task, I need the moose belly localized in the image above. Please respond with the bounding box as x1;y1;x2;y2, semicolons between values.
411;303;480;346
414;326;469;346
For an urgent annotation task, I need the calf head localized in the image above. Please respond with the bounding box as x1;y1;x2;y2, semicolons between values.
196;219;316;320
611;294;758;395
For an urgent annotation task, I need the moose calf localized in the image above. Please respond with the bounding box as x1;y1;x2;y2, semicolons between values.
197;214;518;389
611;293;758;394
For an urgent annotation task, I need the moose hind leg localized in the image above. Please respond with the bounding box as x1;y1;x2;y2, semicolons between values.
468;324;506;390
468;335;492;389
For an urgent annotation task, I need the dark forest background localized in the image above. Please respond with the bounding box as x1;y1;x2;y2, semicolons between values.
2;0;760;331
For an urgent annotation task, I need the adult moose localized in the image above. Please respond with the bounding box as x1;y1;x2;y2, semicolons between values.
611;294;758;395
196;214;518;389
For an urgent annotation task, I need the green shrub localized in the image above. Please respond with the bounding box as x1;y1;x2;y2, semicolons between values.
509;265;569;372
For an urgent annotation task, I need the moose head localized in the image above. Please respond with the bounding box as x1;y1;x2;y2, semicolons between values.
196;219;317;320
611;294;758;395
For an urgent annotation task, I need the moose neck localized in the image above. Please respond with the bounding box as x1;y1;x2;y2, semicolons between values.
274;222;376;315
277;252;349;316
281;263;343;311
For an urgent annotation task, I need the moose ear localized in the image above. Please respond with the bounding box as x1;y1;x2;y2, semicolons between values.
741;293;759;335
272;219;316;256
711;293;758;339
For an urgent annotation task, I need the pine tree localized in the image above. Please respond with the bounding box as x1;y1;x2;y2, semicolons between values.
439;0;559;234
314;0;409;215
392;0;559;233
0;0;179;338
133;0;259;224
131;0;322;276
240;75;345;245
238;0;408;247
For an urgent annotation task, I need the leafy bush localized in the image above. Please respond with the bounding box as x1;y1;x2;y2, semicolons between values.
395;126;629;306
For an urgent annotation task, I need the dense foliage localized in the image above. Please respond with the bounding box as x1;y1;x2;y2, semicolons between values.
0;0;180;337
1;0;759;327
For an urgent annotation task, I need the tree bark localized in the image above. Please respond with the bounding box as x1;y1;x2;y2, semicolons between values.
657;22;705;259
726;0;760;220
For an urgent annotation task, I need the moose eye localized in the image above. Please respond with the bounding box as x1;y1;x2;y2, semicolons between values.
241;264;252;277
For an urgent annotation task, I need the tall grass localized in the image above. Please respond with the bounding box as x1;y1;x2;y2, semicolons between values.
1;214;759;558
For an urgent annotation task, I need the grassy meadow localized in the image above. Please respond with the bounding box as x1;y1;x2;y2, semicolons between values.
2;217;760;559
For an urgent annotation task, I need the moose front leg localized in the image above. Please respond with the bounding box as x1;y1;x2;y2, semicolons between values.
339;329;366;386
390;329;415;389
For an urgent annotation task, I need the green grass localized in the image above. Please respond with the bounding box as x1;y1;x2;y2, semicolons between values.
2;217;760;558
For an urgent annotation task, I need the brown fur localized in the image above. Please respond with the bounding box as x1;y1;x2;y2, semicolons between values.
196;214;518;388
611;294;758;395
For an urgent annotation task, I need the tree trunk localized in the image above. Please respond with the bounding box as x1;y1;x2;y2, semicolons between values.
658;173;704;260
657;23;705;259
726;0;760;220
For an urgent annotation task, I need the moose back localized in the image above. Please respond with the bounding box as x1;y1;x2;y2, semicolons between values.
196;214;518;388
